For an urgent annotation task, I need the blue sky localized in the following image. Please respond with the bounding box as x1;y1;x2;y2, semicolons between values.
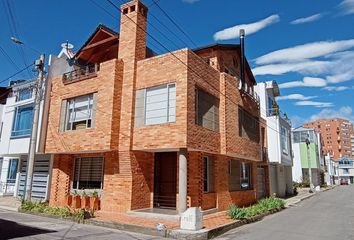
1;0;354;126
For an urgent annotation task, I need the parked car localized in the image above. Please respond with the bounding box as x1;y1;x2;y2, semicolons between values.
340;179;349;185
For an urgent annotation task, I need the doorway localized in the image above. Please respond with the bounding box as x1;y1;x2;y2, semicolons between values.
153;152;177;209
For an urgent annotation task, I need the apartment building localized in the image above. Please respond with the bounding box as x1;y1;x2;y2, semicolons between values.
351;127;354;158
255;81;293;197
292;127;324;186
46;0;266;214
305;118;353;160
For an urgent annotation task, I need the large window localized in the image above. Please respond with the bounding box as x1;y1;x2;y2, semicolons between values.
7;159;18;184
11;105;34;137
135;83;176;127
64;94;95;131
238;107;259;143
281;126;289;154
195;88;219;131
203;156;215;193
16;88;33;102
73;157;104;189
228;160;252;191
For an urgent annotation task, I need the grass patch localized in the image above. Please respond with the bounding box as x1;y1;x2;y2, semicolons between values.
20;201;89;223
227;196;285;220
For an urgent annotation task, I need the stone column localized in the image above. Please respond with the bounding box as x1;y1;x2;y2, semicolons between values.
178;148;188;214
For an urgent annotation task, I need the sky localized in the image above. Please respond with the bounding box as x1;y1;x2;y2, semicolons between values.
1;0;354;127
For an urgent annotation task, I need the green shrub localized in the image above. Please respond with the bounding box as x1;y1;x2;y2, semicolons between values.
227;196;285;220
20;201;88;222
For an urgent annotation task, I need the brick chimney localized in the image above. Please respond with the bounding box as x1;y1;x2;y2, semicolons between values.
118;0;148;151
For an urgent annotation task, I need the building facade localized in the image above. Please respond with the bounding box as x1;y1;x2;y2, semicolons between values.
0;80;52;200
46;0;267;214
335;158;354;184
305;118;353;160
292;127;324;187
255;81;293;197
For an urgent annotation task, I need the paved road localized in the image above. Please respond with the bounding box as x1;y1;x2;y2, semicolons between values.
217;185;354;240
0;209;162;240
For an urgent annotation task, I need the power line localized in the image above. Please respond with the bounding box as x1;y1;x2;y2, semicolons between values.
0;45;20;70
101;0;292;139
0;63;34;86
152;0;198;48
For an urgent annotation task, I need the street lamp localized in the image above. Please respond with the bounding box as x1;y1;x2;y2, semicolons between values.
306;135;314;193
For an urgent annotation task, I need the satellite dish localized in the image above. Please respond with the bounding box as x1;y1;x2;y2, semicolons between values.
61;42;74;49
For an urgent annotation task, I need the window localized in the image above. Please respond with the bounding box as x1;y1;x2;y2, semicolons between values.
7;159;18;184
64;94;95;131
11;105;34;137
268;97;274;116
145;84;176;125
238;107;259;143
16;88;33;102
343;169;349;174
228;160;252;191
195;88;219;131
281;126;289;154
73;157;104;189
240;162;251;190
203;156;214;193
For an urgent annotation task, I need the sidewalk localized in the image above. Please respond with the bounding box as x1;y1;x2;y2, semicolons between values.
1;186;336;239
0;196;21;211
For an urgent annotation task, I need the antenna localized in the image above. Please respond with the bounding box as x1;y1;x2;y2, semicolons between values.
61;42;74;50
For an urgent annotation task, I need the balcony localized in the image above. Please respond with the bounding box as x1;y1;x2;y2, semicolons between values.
62;64;100;84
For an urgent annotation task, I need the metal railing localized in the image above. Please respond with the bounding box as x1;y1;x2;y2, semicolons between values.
62;64;100;84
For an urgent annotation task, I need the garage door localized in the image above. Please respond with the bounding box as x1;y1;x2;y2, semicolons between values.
17;155;51;201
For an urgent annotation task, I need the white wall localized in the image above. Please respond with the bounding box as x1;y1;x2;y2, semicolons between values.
292;143;303;182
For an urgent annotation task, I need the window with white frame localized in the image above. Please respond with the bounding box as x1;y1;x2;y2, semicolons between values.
16;87;33;102
281;126;289;154
203;156;214;193
64;94;94;131
11;105;34;137
145;83;176;125
73;157;104;189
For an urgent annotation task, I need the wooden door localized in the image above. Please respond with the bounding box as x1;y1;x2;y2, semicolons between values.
154;152;177;209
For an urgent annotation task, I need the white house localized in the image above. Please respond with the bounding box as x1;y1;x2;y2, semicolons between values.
255;81;293;197
0;79;53;200
291;127;324;187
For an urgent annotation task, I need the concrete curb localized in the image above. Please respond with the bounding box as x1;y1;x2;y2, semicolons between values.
0;205;18;212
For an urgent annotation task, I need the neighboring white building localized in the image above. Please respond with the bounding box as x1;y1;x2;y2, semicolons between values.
291;127;324;187
334;158;354;185
255;81;293;197
0;80;52;200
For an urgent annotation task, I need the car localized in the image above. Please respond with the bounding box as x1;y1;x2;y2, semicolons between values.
340;179;349;185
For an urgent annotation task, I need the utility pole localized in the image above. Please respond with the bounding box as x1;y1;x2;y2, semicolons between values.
25;54;45;201
305;136;314;193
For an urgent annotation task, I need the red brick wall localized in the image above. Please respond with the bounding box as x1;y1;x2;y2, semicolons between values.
46;59;123;153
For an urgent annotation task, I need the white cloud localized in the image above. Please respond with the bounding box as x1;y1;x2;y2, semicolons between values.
290;13;323;25
255;39;354;65
291;115;307;128
338;0;354;15
295;101;334;108
322;86;350;91
310;106;354;121
277;94;317;101
279;77;327;89
213;14;279;41
253;61;330;76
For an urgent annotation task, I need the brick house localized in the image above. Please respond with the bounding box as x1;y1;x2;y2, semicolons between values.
46;0;268;214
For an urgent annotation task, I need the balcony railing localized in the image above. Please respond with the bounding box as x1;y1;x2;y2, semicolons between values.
62;64;100;84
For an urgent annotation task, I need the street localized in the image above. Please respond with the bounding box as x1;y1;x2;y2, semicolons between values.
0;209;161;240
0;186;353;240
217;185;354;240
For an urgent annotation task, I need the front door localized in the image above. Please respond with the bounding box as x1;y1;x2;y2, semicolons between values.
257;167;266;199
154;152;177;209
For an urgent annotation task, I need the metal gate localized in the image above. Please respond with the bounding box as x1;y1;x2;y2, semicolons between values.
257;167;266;199
17;155;51;201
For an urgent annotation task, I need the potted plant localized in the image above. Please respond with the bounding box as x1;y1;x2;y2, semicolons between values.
90;190;100;211
81;191;90;209
65;194;72;207
72;190;81;209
